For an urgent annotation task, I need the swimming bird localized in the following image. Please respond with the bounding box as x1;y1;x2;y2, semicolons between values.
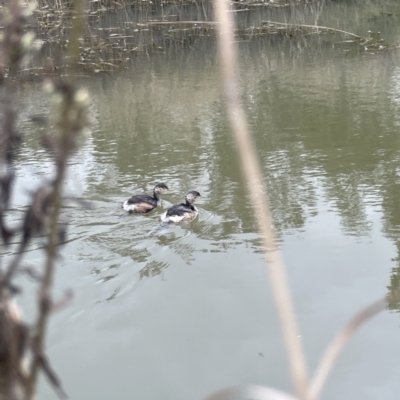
160;191;201;223
122;183;168;213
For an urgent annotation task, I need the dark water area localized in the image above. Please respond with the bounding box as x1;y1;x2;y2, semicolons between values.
4;0;400;399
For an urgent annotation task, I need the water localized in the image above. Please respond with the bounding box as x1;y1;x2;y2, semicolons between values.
4;1;400;399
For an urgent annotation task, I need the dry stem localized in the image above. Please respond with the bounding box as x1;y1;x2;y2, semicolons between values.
309;298;387;400
214;0;309;399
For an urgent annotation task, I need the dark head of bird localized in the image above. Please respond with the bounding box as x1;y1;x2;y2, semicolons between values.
154;183;169;194
186;191;201;204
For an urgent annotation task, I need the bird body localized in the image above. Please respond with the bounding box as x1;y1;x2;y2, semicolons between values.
122;183;168;213
160;191;201;223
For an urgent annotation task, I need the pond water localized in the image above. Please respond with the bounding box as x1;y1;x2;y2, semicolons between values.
5;1;400;399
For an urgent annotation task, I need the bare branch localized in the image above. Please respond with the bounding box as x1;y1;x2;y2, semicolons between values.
34;353;68;400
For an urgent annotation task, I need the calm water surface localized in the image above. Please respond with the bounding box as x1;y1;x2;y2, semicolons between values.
5;2;400;399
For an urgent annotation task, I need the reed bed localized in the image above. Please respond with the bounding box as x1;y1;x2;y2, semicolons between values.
8;0;393;74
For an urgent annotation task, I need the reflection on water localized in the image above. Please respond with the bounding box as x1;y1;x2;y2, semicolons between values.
4;1;400;400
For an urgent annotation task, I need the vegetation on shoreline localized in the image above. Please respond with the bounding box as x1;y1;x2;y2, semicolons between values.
0;0;392;74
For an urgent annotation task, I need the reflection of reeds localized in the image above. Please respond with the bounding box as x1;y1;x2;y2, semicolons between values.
140;260;169;278
211;0;393;400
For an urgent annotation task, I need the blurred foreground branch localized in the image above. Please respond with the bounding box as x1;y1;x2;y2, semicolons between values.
211;2;396;400
214;0;309;399
201;295;390;400
309;297;387;400
0;0;89;399
212;0;396;400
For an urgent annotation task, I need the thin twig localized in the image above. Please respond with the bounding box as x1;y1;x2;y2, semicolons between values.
25;172;65;400
0;2;30;396
145;20;218;25
25;0;88;396
214;1;309;399
309;298;387;400
262;20;365;40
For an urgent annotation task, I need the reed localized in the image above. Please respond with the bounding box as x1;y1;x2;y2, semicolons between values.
206;0;398;400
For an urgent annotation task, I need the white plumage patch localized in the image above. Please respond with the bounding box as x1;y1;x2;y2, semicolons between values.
122;200;156;213
170;215;185;223
160;210;197;223
160;212;184;223
122;201;138;212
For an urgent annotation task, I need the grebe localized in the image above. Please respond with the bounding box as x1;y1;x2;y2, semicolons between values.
160;191;201;223
122;183;168;213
